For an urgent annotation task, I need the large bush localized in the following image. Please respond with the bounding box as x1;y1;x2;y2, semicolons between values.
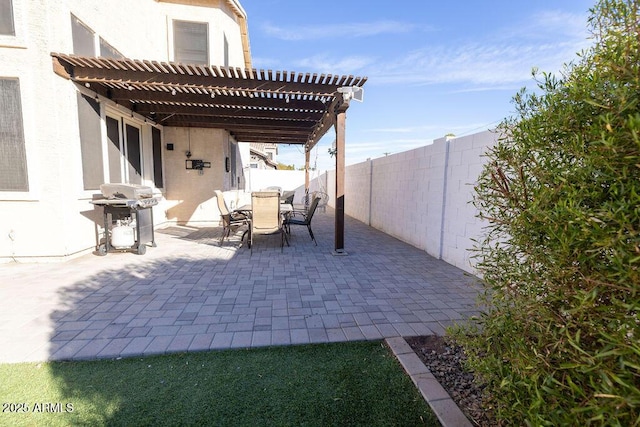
457;1;640;425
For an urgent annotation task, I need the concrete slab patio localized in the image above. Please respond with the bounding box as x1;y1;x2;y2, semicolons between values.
0;209;482;364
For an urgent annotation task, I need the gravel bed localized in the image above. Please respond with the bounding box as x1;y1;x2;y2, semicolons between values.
406;335;496;427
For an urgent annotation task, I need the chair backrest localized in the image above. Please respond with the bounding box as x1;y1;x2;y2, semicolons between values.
282;190;295;205
215;190;230;216
251;191;281;234
303;196;321;224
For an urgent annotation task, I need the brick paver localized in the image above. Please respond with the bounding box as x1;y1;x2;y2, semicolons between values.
0;209;481;363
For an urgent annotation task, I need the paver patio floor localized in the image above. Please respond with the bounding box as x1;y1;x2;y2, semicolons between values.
0;209;482;363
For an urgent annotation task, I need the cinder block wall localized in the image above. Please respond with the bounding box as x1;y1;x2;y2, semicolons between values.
330;129;497;275
440;131;496;273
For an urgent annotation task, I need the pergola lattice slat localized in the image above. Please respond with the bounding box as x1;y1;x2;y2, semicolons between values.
52;53;366;148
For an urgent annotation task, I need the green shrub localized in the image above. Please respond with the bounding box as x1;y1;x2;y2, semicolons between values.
455;1;640;425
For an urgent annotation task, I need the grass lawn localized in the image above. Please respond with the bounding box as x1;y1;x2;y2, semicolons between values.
0;340;439;426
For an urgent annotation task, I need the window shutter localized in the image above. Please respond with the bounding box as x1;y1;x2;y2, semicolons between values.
173;20;208;65
0;78;28;191
77;93;103;190
71;15;96;56
0;0;15;36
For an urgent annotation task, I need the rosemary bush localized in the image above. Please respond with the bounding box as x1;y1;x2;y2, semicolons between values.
457;1;640;425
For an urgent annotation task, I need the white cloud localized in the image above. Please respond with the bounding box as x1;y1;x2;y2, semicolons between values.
250;56;281;69
253;54;373;75
371;39;584;87
367;124;441;133
293;54;374;75
509;10;590;41
255;8;591;89
366;9;591;88
261;20;419;41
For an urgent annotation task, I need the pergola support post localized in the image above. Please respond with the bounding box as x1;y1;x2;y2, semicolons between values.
333;102;348;255
305;146;310;207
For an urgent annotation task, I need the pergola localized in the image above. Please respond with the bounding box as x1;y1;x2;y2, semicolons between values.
51;53;366;254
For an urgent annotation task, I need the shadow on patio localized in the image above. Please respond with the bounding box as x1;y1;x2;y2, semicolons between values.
0;209;482;364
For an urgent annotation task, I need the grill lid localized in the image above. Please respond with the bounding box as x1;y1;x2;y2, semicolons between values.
100;183;153;200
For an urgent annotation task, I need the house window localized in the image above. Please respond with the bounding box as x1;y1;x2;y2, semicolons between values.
223;34;229;67
100;37;124;59
105;114;162;188
71;14;96;56
151;127;164;188
0;0;15;36
173;20;208;64
0;78;28;191
125;123;142;184
229;140;238;188
106;116;122;183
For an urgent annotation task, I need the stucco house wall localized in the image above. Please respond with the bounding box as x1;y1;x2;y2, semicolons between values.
0;0;249;262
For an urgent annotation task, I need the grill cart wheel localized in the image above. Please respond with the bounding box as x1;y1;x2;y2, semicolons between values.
97;244;107;256
136;244;146;255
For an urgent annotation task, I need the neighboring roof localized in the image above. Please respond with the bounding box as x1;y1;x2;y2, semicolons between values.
249;147;278;169
51;53;366;149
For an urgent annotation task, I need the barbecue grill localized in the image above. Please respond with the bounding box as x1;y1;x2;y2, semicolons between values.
91;183;159;255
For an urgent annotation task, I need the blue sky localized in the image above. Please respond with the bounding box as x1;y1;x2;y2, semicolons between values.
241;0;595;171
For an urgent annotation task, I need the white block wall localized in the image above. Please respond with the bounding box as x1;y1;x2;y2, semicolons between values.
440;132;496;272
344;161;371;225
328;130;497;275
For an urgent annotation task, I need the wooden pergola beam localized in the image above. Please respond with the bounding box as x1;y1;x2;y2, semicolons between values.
161;114;318;129
108;88;329;111
53;53;366;251
333;98;349;254
67;65;350;97
133;103;323;121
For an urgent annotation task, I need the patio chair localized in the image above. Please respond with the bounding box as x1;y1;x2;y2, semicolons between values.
284;196;320;246
281;190;295;205
249;191;289;253
215;190;249;245
314;191;329;213
291;191;314;216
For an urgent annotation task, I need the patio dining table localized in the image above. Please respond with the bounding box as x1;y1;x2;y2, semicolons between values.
234;203;293;215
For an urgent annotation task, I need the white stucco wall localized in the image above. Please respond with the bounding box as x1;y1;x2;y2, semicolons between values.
245;169;328;206
0;0;248;262
163;127;227;225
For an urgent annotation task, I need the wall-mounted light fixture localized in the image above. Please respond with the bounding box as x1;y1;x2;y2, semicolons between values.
337;86;364;103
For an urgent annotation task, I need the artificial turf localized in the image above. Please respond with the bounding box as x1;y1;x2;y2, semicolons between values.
0;340;439;426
